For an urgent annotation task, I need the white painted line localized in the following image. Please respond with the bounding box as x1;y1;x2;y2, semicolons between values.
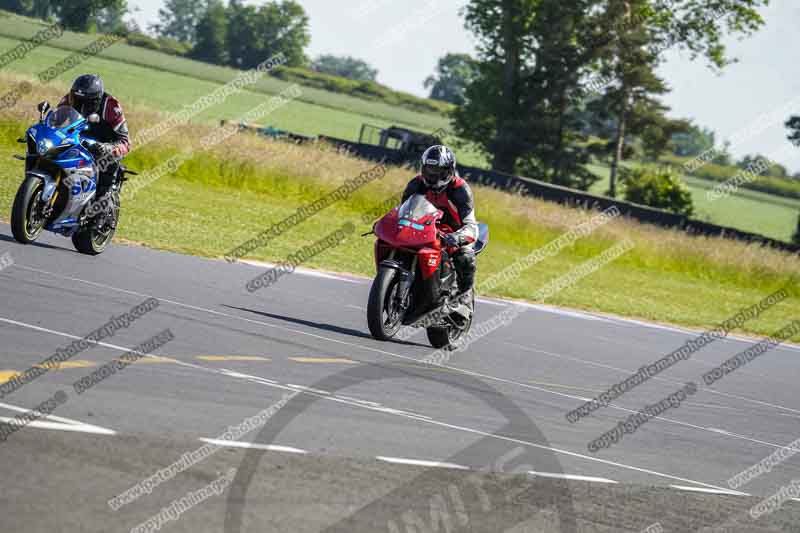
606;316;800;353
336;395;382;407
15;262;800;354
509;302;609;321
240;260;363;284
0;401;116;434
669;485;748;496
0;416;115;436
528;471;617;484
706;427;733;435
287;384;329;395
0;306;788;457
505;341;800;420
475;298;508;307
5;265;792;493
200;438;307;454
0;311;749;494
377;456;469;470
219;369;277;385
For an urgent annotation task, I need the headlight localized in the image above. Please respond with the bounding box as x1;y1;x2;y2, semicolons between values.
37;139;53;155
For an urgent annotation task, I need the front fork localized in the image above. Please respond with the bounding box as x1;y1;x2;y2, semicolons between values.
27;170;60;221
395;255;417;313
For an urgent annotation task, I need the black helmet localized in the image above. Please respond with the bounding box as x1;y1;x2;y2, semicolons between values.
70;74;104;116
420;145;456;192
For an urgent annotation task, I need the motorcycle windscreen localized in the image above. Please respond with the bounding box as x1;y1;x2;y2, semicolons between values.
46;106;84;129
397;194;438;223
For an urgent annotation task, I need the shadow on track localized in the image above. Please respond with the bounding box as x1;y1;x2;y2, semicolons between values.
0;231;67;252
222;304;429;348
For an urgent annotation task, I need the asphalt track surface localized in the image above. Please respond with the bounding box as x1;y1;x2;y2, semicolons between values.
1;222;799;532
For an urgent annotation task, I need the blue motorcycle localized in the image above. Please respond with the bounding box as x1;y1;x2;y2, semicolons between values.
10;102;135;255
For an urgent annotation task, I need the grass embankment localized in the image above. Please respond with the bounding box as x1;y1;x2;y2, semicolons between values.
0;81;797;342
0;14;796;239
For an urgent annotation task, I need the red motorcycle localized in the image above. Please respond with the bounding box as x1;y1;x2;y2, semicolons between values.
367;194;488;349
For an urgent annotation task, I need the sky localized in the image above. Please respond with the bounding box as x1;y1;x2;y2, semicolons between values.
127;0;800;171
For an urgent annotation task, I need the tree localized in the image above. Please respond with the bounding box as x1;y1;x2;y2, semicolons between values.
55;0;127;32
424;53;478;105
226;0;309;69
311;55;377;82
3;0;129;31
650;0;768;70
593;0;768;196
191;0;227;64
640;114;689;161
710;140;732;166
96;1;129;33
672;123;715;157
455;0;602;191
620;165;694;216
0;0;56;19
153;0;208;44
591;0;671;197
786;116;800;147
737;154;787;177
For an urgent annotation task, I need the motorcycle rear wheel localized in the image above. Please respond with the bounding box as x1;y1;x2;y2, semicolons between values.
72;193;119;256
426;292;474;350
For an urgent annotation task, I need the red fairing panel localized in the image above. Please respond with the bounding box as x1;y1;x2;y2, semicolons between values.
418;248;442;280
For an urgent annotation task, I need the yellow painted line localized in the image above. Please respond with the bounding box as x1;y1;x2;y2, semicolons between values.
0;371;20;384
289;357;357;364
128;356;179;364
196;356;271;362
34;360;96;370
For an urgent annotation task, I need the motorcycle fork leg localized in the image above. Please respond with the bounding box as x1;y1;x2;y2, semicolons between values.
48;171;62;209
398;257;416;303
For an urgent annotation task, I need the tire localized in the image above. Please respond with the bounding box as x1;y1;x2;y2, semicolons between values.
367;267;405;341
426;292;475;350
11;176;46;244
72;194;118;255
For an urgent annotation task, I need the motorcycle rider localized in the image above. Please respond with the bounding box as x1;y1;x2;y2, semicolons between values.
55;74;130;222
402;145;478;300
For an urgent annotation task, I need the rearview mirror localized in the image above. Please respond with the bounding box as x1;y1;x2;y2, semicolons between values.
37;101;50;122
87;113;100;124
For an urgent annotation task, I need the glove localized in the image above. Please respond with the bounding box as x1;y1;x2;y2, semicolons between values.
89;142;115;159
441;233;460;248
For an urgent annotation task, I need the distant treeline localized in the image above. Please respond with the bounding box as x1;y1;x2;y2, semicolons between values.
0;0;451;115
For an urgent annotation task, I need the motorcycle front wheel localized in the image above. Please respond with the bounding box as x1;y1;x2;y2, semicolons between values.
11;176;47;244
367;266;405;340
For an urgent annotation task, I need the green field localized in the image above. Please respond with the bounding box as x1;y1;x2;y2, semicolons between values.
0;24;487;169
0;14;452;130
586;164;800;242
